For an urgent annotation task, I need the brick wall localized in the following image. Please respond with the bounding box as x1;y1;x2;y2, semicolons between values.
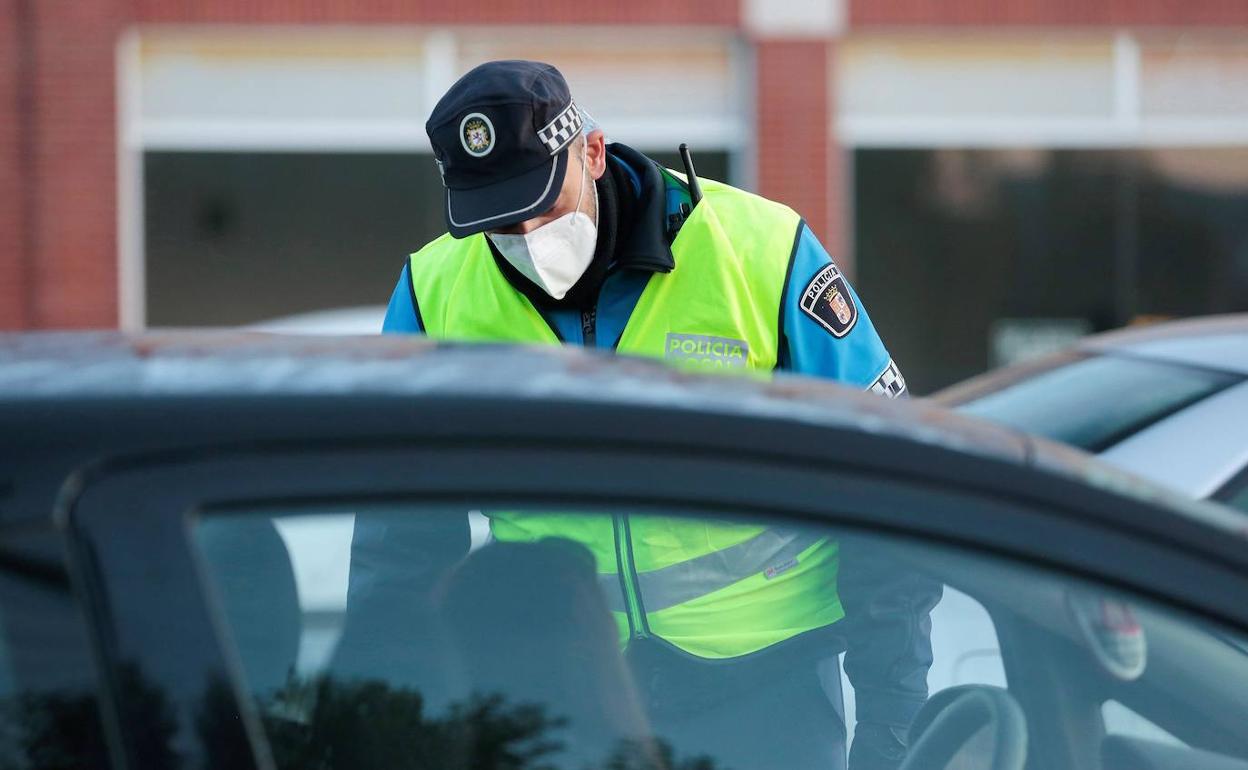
5;1;126;328
755;39;845;266
852;0;1248;26
36;2;125;327
826;40;848;273
133;0;738;25
0;0;27;328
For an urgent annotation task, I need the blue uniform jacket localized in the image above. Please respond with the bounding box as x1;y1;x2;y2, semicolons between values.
351;144;937;738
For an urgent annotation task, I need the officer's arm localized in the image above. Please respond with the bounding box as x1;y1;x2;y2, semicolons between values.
779;224;904;395
780;225;940;766
839;538;942;769
382;263;425;334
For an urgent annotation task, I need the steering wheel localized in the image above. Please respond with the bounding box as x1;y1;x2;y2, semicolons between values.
898;685;1028;770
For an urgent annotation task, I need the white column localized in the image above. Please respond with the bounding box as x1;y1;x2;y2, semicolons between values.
422;30;458;120
115;27;145;331
1113;30;1142;135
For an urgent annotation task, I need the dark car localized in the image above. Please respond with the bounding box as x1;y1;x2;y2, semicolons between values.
2;332;1248;770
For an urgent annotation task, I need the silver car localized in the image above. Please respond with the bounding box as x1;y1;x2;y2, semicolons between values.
934;314;1248;514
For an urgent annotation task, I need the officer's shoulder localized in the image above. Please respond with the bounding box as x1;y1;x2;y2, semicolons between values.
702;178;800;223
409;231;466;264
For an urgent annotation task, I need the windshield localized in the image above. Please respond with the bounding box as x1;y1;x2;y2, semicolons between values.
953;354;1240;451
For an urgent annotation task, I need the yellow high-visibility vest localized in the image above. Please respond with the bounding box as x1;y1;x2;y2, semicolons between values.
408;175;844;658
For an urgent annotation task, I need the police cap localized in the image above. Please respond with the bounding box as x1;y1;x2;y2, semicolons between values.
426;60;585;238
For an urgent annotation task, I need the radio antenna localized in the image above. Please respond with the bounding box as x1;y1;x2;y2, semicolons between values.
678;143;703;207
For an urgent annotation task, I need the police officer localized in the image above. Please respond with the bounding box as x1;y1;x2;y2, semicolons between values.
356;60;939;770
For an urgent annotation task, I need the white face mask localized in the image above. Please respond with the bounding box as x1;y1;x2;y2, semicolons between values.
487;144;598;300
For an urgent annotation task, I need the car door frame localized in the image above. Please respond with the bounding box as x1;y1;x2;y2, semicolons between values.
59;410;1248;769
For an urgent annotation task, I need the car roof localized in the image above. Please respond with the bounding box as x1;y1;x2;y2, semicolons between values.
0;331;1242;541
1079;313;1248;375
0;329;1024;455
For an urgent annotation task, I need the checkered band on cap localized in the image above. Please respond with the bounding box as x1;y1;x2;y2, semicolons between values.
537;101;583;155
869;360;907;399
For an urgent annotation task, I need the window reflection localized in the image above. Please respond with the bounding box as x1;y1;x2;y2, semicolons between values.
191;504;1248;770
856;148;1248;393
0;533;109;769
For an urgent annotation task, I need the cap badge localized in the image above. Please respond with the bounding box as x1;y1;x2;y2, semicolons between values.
459;113;495;157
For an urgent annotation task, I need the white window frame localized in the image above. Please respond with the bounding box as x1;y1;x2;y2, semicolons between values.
837;31;1248;150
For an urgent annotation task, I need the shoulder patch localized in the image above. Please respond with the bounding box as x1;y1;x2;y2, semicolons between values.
799;264;858;338
868;359;907;399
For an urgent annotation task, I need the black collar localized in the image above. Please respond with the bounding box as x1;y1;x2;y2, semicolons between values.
606;142;676;274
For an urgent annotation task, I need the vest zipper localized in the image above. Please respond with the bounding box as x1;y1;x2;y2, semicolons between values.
581;307;597;347
612;513;649;639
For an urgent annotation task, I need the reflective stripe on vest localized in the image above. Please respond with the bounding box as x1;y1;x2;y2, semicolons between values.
409;174;844;658
596;527;826;613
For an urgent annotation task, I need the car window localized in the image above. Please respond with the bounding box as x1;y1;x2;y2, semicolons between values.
264;511;493;678
955;354;1239;451
928;588;1006;691
1215;470;1248;516
261;508;1009;755
839;587;1006;748
1102;700;1185;748
191;502;1248;770
1226;485;1248;515
0;529;109;769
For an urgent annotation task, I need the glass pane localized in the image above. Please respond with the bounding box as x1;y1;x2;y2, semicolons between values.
855;148;1248;393
144;151;444;327
957;355;1237;451
1227;486;1248;514
0;532;109;768
643;151;729;188
1219;473;1248;515
1102;700;1185;748
191;503;1248;770
143;148;731;329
